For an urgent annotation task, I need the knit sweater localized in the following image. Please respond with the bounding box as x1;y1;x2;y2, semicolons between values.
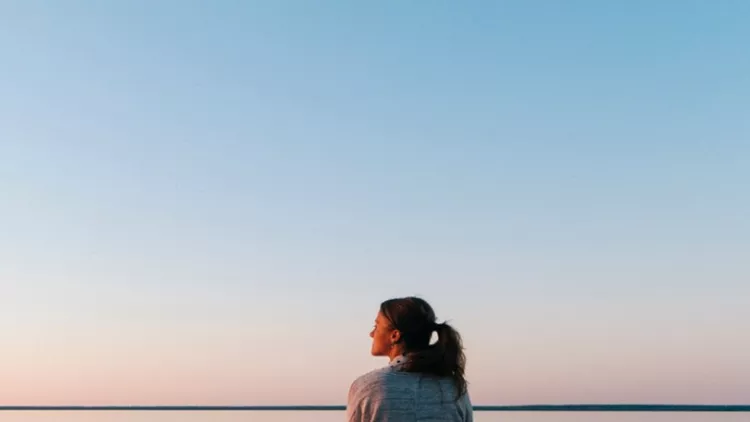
346;357;473;422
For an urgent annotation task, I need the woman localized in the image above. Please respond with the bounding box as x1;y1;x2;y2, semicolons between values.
346;296;473;422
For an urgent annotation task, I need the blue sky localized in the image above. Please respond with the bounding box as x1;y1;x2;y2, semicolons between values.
1;1;749;405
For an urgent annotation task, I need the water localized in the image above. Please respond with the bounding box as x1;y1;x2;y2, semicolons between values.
1;412;748;422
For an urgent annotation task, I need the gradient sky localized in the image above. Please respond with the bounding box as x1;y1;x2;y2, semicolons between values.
1;0;749;406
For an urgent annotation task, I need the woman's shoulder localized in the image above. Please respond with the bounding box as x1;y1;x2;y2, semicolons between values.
349;365;418;402
347;367;416;420
349;366;393;397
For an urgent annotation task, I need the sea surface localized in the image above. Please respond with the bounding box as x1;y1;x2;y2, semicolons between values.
1;412;748;422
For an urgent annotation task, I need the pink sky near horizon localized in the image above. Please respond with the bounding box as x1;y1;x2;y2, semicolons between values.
3;286;749;405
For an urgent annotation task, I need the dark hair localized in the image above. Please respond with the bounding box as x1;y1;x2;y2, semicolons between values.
379;296;467;399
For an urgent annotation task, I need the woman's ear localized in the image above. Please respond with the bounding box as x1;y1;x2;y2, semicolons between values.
390;329;401;344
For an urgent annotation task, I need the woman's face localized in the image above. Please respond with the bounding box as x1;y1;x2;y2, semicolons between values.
370;311;400;356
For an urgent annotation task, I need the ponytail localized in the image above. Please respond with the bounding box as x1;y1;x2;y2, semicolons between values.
402;321;467;399
436;322;467;398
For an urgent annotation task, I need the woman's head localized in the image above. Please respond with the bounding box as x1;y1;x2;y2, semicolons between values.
369;296;467;398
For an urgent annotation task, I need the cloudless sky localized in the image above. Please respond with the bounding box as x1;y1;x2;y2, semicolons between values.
1;0;749;406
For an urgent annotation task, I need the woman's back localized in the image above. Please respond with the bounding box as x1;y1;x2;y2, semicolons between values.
347;366;473;422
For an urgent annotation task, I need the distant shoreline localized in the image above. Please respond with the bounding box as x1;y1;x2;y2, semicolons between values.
1;405;749;412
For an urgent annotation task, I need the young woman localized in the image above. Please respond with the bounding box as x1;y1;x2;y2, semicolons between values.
346;296;473;422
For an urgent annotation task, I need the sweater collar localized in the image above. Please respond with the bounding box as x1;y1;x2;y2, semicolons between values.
389;354;408;367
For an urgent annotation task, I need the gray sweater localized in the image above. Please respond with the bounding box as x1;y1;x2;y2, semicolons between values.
346;359;473;422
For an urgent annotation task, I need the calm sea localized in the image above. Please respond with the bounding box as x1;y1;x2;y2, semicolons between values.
1;412;748;422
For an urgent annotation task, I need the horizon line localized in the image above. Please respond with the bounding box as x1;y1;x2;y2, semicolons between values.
2;404;749;412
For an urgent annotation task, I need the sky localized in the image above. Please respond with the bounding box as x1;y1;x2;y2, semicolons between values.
1;0;749;406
